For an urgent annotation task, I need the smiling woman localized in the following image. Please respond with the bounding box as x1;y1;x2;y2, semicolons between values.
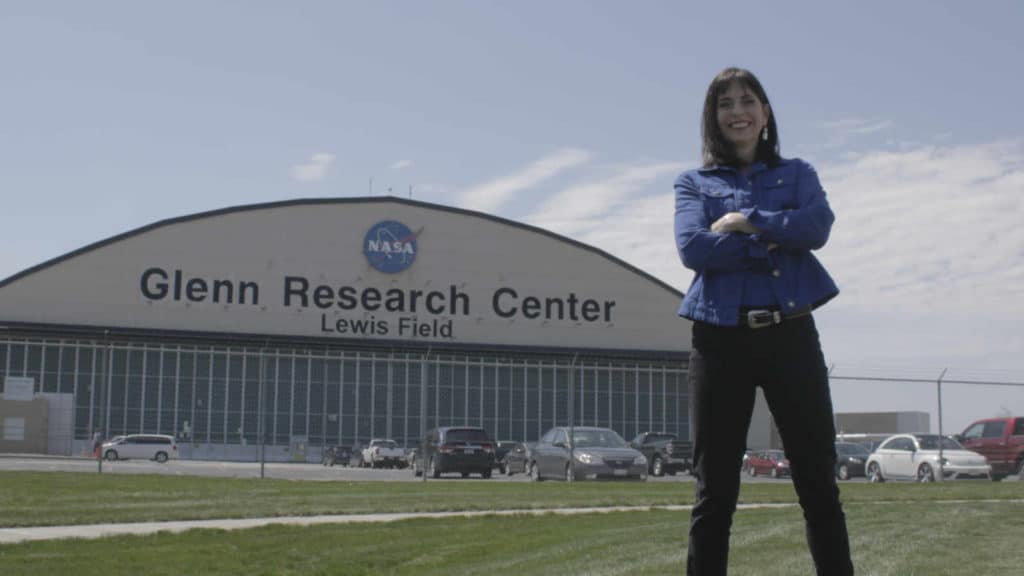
674;67;853;576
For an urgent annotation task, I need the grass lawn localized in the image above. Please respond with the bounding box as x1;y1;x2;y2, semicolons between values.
0;471;1021;575
1;471;1020;527
1;503;1022;575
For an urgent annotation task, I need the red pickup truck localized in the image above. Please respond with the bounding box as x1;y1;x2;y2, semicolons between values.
957;417;1024;481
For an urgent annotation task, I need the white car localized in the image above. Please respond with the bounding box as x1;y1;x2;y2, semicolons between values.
101;434;178;462
865;434;990;483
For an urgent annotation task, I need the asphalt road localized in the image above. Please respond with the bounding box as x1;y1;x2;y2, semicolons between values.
0;455;872;483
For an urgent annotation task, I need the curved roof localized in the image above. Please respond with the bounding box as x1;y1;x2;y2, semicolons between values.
0;196;689;352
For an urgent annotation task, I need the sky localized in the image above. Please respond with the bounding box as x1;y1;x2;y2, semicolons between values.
2;1;1023;433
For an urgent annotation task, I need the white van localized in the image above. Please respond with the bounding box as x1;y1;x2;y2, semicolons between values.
101;434;178;462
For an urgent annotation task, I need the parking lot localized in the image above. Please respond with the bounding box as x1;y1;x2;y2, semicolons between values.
0;454;873;483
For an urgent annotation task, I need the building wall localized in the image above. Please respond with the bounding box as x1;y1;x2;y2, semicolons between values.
835;411;930;436
0;337;688;460
0;397;49;453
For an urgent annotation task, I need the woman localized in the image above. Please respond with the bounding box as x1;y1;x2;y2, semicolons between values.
674;68;854;575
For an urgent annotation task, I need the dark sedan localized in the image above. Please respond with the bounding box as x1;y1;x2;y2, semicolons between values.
501;442;531;476
529;426;647;481
834;442;871;480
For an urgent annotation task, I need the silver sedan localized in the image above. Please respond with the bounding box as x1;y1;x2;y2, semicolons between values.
528;426;647;482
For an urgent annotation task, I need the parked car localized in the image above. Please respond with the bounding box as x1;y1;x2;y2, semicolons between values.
629;431;692;476
406;447;419;471
101;434;178;462
745;449;790;478
529;426;647;482
865;434;991;483
361;438;406;468
321;445;352;467
834;442;871;480
414;426;495;479
493;440;520;474
500;441;531;476
956;416;1024;481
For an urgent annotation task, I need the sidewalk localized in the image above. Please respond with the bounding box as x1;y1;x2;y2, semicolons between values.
0;504;796;544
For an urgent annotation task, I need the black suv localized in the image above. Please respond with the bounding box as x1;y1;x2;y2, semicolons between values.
415;426;495;479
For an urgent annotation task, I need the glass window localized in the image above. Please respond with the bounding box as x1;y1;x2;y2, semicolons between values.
243;352;263;445
8;343;25;374
194;351;212;442
509;362;526;442
158;348;177;436
495;363;511;440
452;358;468;426
553;429;568;445
25;344;43;391
962;423;984;440
371;355;387;439
983;421;1007;438
481;363;496;438
273;353;292;445
177;350;196;442
0;341;7;386
226;353;245;444
59;345;76;394
290;354;309;439
1013;419;1024;437
445;428;490;443
882;437;913;451
467;361;482;429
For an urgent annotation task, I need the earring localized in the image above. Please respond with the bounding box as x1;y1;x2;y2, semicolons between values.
761;126;769;142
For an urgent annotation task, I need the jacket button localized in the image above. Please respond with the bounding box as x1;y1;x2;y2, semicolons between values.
787;301;796;308
772;269;781;277
776;178;783;185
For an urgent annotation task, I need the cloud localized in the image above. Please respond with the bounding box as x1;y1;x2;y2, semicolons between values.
817;140;1024;318
290;153;335;182
459;148;592;213
527;160;685;244
390;159;413;170
822;118;894;149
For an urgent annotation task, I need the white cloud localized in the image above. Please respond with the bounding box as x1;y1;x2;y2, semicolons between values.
818;140;1024;318
822;118;894;149
290;153;335;182
459;148;592;213
390;159;413;170
524;162;686;292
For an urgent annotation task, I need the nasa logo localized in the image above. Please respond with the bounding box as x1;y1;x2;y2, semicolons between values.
363;220;418;273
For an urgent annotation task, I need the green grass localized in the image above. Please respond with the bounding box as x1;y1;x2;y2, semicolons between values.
1;503;1022;575
0;471;1020;527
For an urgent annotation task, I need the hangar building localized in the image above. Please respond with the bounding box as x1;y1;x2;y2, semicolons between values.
0;198;693;461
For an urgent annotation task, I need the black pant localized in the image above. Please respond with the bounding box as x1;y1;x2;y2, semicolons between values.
686;315;853;575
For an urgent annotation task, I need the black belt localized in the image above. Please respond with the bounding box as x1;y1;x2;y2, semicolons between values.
738;306;813;329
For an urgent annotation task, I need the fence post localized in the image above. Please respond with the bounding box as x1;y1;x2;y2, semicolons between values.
936;368;947;482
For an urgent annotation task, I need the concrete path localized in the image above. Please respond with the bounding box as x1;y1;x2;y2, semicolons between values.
0;503;798;544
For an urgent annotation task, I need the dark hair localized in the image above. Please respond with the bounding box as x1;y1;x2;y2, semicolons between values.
701;67;780;168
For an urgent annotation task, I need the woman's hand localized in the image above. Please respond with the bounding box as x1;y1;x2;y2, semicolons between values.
710;212;758;235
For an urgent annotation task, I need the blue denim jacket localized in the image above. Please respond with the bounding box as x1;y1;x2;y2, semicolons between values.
673;157;838;326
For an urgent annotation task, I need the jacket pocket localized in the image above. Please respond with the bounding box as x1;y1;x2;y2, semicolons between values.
762;175;798;210
699;186;736;222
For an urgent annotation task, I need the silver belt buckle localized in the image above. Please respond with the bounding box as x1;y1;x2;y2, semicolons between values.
746;310;781;329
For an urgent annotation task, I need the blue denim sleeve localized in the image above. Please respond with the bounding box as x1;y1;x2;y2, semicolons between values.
743;160;834;251
674;172;770;272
